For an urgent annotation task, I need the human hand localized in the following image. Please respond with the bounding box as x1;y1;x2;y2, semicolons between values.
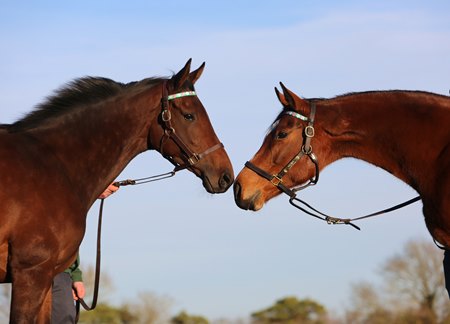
72;281;86;300
98;183;119;199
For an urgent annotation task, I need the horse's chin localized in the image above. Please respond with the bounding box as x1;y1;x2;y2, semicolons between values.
233;183;265;211
184;163;233;194
235;196;265;211
202;176;215;193
201;175;230;194
248;196;265;211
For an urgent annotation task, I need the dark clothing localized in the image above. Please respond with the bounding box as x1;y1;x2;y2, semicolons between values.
64;254;83;282
52;255;83;324
52;272;76;324
444;250;450;298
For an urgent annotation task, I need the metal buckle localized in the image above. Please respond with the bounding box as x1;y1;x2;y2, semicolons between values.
187;154;200;165
271;175;283;186
304;125;315;138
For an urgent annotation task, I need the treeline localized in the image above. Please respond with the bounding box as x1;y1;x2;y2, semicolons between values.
77;238;450;323
1;239;449;323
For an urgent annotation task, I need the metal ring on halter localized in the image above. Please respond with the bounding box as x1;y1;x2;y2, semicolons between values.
302;144;312;154
164;127;175;135
161;109;171;122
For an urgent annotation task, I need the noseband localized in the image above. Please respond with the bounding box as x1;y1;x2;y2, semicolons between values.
113;81;224;187
81;80;227;317
245;102;319;198
160;80;223;172
243;101;420;230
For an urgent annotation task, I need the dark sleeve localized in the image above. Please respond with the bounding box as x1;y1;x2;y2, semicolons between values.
66;254;83;282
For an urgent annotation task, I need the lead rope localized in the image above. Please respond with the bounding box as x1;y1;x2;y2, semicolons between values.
74;170;177;323
75;198;104;323
112;171;176;186
289;194;421;230
74;168;180;323
245;101;422;231
75;80;225;320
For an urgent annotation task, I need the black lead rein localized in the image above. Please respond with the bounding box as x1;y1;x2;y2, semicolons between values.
245;100;422;231
76;82;225;321
75;168;178;322
289;195;421;231
75;199;104;322
113;170;176;187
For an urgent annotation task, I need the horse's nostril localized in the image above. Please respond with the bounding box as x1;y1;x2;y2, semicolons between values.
219;171;233;189
233;181;241;201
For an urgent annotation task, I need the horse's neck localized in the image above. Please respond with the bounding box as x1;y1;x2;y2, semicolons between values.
322;93;447;190
28;87;160;204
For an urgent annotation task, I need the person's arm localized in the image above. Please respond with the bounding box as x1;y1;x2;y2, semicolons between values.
68;255;85;300
69;184;118;300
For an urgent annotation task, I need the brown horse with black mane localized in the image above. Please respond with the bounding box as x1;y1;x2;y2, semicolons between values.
0;59;234;323
234;84;449;247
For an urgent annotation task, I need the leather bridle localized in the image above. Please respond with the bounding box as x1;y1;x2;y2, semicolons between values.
245;102;319;198
113;81;224;187
159;80;223;172
76;80;226;320
243;101;420;230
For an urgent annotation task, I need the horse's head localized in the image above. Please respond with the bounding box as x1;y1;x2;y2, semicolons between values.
234;83;324;210
149;59;234;193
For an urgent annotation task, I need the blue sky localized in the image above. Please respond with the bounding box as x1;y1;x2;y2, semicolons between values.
1;0;449;320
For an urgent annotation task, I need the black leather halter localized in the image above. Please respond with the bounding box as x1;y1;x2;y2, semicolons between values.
160;80;223;171
78;81;227;318
243;101;420;231
245;102;319;198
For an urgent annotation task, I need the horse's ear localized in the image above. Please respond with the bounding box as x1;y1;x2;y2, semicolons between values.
279;82;297;108
275;86;289;107
279;82;308;112
172;58;192;89
189;62;205;84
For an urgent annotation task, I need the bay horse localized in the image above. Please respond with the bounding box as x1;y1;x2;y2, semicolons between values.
234;83;450;247
0;59;234;323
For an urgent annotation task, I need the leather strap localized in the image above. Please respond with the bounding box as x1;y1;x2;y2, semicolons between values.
245;101;318;196
76;80;224;321
75;198;104;322
160;81;224;170
244;161;296;197
243;100;421;231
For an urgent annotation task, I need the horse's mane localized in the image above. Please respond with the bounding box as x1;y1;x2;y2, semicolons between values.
333;89;449;100
3;76;165;132
266;90;449;134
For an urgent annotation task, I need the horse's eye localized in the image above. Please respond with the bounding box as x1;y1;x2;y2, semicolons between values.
184;113;195;121
276;131;288;139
